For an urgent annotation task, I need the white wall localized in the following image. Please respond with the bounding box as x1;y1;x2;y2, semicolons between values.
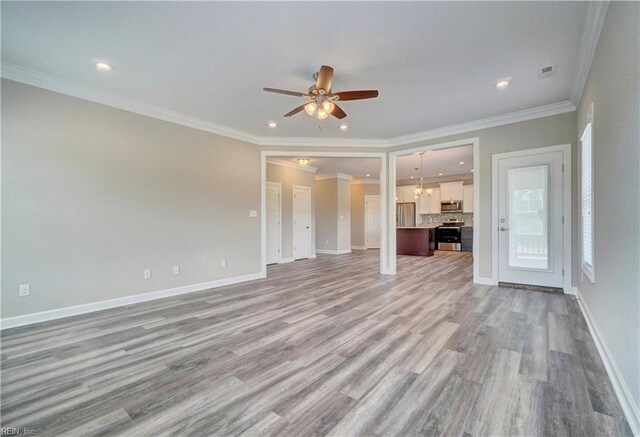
315;178;338;251
576;1;640;420
1;80;262;319
314;177;351;253
337;178;351;252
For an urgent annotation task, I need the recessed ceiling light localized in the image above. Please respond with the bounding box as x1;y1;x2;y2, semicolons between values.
495;79;511;89
366;174;371;177
459;161;465;165
340;124;348;130
268;121;277;128
297;158;310;166
95;62;114;72
410;176;415;179
470;169;474;172
438;172;444;176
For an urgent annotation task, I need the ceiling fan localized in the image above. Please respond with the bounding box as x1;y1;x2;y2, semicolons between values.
263;65;379;120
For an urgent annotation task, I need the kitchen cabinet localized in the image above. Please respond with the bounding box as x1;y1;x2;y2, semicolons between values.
439;181;464;201
461;227;473;252
396;185;417;203
418;188;441;214
396;227;436;256
463;184;474;213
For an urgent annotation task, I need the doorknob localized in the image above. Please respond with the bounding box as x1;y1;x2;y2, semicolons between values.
500;227;510;231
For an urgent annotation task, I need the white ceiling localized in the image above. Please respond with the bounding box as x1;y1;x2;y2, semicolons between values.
396;145;473;181
280;145;472;181
281;157;381;180
2;2;588;140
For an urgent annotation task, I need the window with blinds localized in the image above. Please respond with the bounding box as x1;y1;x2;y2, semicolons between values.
581;121;595;282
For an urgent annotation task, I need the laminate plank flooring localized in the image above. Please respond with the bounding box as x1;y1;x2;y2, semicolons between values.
0;251;632;436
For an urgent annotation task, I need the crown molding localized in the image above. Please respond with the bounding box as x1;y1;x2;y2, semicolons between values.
351;180;380;185
571;1;609;106
266;157;317;173
258;136;388;148
386;101;576;147
315;173;353;181
1;62;261;145
2;62;576;150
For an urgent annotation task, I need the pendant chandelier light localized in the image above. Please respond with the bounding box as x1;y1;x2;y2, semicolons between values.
414;152;433;198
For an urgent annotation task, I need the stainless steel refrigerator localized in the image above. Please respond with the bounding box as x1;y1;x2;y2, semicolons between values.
396;202;416;227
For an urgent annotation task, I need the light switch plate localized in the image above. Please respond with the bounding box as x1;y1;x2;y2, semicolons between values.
172;265;180;275
19;284;30;297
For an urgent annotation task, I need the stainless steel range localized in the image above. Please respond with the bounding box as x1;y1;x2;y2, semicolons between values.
436;219;465;251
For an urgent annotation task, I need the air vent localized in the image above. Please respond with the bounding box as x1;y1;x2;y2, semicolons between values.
539;64;556;79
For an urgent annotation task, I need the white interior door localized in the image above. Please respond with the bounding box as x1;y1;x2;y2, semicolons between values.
365;195;381;249
266;182;281;265
497;151;564;288
293;185;312;259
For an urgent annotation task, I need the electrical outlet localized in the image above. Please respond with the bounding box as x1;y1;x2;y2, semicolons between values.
172;265;180;275
144;269;152;279
19;284;30;297
249;210;258;218
220;260;226;268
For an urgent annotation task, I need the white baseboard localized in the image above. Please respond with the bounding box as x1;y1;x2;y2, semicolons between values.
279;257;295;264
351;246;367;251
316;249;352;255
309;254;317;259
473;276;497;286
575;289;640;436
0;272;263;330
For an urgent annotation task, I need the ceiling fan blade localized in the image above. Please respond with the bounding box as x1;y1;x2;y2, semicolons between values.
330;103;347;119
263;87;307;97
284;104;307;117
333;90;379;101
316;65;334;93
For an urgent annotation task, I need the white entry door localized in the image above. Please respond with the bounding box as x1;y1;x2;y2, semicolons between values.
497;150;564;288
293;185;312;259
365;195;381;249
266;182;281;265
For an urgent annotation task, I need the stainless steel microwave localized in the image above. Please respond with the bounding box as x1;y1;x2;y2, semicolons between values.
440;200;463;213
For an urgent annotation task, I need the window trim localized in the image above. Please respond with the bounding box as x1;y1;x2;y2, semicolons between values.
581;103;595;283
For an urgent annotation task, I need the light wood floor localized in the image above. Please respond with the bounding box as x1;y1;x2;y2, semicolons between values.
0;251;632;436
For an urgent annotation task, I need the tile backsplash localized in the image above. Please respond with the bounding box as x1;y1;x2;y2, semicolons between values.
420;213;474;226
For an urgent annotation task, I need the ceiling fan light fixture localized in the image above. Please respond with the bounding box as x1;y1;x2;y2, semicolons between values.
322;101;335;114
304;102;317;116
317;108;328;120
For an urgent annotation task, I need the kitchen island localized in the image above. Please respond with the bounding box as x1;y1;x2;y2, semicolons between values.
396;226;437;256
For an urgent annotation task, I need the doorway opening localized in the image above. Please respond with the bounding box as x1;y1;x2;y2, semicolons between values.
261;152;388;277
389;138;480;279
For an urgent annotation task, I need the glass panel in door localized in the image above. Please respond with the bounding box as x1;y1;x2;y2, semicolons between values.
507;165;549;270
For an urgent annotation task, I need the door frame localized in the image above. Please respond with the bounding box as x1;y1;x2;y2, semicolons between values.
491;144;572;293
261;151;388;278
388;137;480;280
292;184;312;260
266;181;282;264
364;194;381;249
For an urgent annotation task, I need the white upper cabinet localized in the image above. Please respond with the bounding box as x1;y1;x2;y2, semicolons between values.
396;185;417;203
463;184;474;213
439;181;464;201
418;188;441;214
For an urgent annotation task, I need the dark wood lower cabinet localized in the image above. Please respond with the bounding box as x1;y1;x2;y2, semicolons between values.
461;226;473;252
396;227;436;256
